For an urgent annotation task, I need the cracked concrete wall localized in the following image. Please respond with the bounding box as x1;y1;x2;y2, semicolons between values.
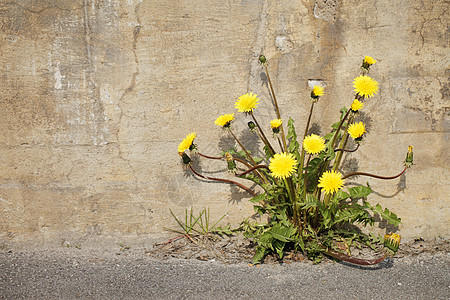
0;0;448;243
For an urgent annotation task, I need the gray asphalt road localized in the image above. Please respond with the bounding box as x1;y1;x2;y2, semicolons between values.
1;249;449;300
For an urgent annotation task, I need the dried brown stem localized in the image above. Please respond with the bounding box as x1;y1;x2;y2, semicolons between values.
324;248;387;266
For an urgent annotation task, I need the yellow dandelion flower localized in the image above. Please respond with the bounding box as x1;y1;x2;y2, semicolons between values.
317;170;345;195
353;75;379;98
270;119;283;129
269;152;298;180
215;113;235;128
178;132;196;154
303;134;326;155
347;122;366;139
364;56;377;66
350;99;364;112
311;85;325;98
235;93;259;113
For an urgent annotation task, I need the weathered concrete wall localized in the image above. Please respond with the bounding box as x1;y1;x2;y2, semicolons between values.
0;0;448;242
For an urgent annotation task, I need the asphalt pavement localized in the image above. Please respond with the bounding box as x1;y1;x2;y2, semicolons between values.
1;247;449;299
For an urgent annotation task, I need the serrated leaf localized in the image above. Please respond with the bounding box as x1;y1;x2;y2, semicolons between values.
302;194;320;210
334;190;350;202
347;185;372;199
273;240;286;258
253;246;268;264
250;193;267;203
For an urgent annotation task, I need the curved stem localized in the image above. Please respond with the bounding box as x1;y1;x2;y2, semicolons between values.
236;164;270;177
342;167;408;180
198;152;223;160
324;248;387;266
189;165;256;196
198;152;266;183
335;143;360;153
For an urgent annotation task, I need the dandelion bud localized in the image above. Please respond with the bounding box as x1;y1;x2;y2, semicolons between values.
384;232;401;253
362;56;376;71
259;55;267;65
404;145;414;168
225;152;237;174
247;121;256;132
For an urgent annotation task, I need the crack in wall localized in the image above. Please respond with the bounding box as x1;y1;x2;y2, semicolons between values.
115;1;142;183
247;0;267;94
413;4;449;53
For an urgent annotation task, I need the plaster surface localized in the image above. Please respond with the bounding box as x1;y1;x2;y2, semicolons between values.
0;0;448;242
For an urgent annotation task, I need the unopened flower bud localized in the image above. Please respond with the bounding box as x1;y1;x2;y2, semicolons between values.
362;56;376;71
189;143;198;154
259;55;267;65
225;152;237;174
247;121;256;132
384;232;401;254
404;145;414;167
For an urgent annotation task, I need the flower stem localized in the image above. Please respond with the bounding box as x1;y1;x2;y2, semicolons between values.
330;108;351;149
198;152;223;160
250;113;276;156
228;130;269;184
285;177;302;231
264;64;288;152
303;101;315;141
342;167;408;180
198;152;266;183
302;154;312;200
228;129;257;165
332;132;350;172
324;248;387;265
276;136;284;152
189;165;256;196
236;164;270;177
335;143;360;153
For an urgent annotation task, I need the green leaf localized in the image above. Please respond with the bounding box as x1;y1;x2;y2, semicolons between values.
347;185;372;199
249;193;267;203
333;190;350;203
302;194;320;210
253;205;266;215
253;156;264;164
273;240;286;258
287;117;301;159
263;145;272;160
253;246;268;264
269;224;296;242
373;204;402;226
